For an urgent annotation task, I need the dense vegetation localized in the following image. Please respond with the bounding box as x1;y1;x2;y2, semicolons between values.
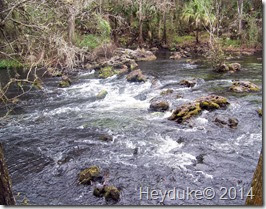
0;0;262;105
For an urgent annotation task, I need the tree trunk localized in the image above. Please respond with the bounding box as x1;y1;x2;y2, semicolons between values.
246;152;263;206
195;28;199;43
138;0;144;45
0;143;16;205
158;14;161;40
162;11;167;45
68;12;76;44
237;0;244;37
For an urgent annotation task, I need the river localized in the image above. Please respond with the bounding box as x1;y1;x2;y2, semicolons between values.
0;52;262;205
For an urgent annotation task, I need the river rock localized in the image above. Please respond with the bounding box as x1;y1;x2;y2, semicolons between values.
179;79;197;88
99;134;113;142
228;63;241;72
230;81;260;92
58;76;71;88
215;63;229;72
115;48;156;62
257;109;262;117
98;66;118;79
170;52;182;60
169;95;229;123
96;90;108;99
150;100;170;112
214;116;238;129
160;89;174;96
93;185;120;202
228;118;239;129
196;95;229;110
79;166;100;185
168;102;201;123
126;69;146;82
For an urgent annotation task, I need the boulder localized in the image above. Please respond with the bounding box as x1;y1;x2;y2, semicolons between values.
126;69;146;82
230;81;260;93
58;75;71;88
214;116;238;129
150;101;170;112
169;95;229;123
215;63;229;72
79;166;100;185
228;63;241;72
98;66;118;79
179;79;197;88
93;185;120;202
196;95;229;110
228;118;239;129
168;102;201;123
96;90;108;100
170;52;182;60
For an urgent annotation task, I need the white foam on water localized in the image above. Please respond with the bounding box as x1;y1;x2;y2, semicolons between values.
196;171;213;179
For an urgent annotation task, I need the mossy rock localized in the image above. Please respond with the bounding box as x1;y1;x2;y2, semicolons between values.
215;63;229;72
78;166;100;185
230;81;260;93
96;90;108;99
257;109;262;117
103;186;120;201
197;95;229;110
168;102;202;123
99;66;118;79
58;76;71;88
160;89;174;96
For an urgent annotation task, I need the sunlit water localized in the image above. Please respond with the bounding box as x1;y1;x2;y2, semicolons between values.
0;52;262;205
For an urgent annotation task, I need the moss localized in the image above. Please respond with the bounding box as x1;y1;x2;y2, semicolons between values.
103;186;120;201
200;101;220;110
79;166;100;185
98;66;117;79
257;109;262;117
230;81;260;92
96;90;108;99
182;103;201;121
0;59;24;70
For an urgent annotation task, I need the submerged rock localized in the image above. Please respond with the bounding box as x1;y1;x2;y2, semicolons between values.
99;134;113;142
170;52;182;60
160;89;174;96
79;166;100;185
214;116;239;129
150;100;170;112
230;81;260;93
126;69;146;82
96;90;108;100
58;76;71;88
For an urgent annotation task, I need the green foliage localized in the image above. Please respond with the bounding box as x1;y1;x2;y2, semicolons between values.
0;59;23;70
220;38;241;48
172;35;195;45
244;13;261;47
77;34;101;49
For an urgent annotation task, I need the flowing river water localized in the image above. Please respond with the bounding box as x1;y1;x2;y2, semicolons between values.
0;52;262;205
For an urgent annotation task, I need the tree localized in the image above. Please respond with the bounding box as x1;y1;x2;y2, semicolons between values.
182;0;210;43
237;0;244;36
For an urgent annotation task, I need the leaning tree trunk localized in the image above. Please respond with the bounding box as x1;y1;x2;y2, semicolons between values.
0;143;16;205
138;0;144;45
246;152;263;206
162;11;167;45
